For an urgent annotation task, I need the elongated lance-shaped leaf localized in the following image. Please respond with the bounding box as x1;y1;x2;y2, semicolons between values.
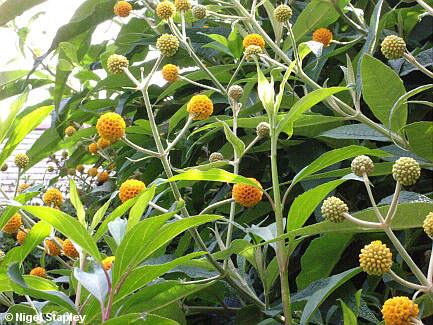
8;263;77;313
69;178;86;227
128;186;155;231
256;64;275;114
219;119;245;157
20;206;101;262
0;88;28;145
90;191;117;231
276;87;348;137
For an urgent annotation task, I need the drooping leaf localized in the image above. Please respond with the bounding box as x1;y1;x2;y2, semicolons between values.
69;178;86;227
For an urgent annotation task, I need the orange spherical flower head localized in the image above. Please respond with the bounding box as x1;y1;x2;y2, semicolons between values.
88;142;98;154
76;164;85;174
96;112;126;143
381;296;419;325
98;172;110;184
187;95;214;120
103;256;115;270
62;239;79;258
175;0;191;12
16;228;30;244
119;179;146;202
156;1;175;20
17;183;30;193
2;213;22;233
162;64;179;82
45;238;63;256
65;125;76;137
97;137;111;150
88;167;98;177
30;267;47;278
114;1;132;17
242;34;265;49
232;178;263;207
359;240;393;276
312;28;333;47
43;188;63;207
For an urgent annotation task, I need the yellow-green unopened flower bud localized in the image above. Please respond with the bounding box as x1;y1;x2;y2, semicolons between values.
47;166;54;172
156;1;175;20
321;196;348;223
274;4;292;22
209;152;224;162
244;45;263;60
351;155;374;177
175;0;191;12
1;164;8;172
423;212;433;239
107;54;129;74
156;34;180;57
359;240;393;275
228;85;243;100
15;154;29;169
192;5;206;19
256;122;270;138
392;157;421;186
381;35;406;60
0;249;4;259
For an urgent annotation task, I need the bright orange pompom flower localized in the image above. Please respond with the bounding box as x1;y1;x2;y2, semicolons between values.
242;34;265;49
97;138;111;150
381;296;419;325
162;64;179;82
88;142;98;154
103;256;115;270
96;112;126;143
3;213;22;233
232;178;263;207
114;1;132;17
88;167;98;177
187;95;213;120
45;238;63;256
119;179;146;202
16;228;30;244
98;172;110;184
43;188;63;206
30;267;47;278
312;28;333;47
63;239;79;258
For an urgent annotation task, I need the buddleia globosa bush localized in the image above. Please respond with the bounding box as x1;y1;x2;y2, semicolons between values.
1;0;433;324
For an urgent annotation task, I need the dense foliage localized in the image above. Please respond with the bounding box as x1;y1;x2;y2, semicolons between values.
0;0;432;324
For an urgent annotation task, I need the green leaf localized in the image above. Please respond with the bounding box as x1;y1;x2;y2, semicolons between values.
319;123;389;141
227;27;243;58
73;263;108;305
0;105;53;168
0;88;28;145
128;186;155;231
69;178;86;227
94;196;138;242
405;121;433;162
0;221;51;272
8;263;77;313
119;280;212;315
300;268;362;324
0;192;39;231
287;179;347;231
296;233;353;290
166;168;260;188
289;145;390;190
220;119;245;157
20;206;101;262
113;214;220;285
389;84;433;131
203;33;228;47
339;300;358;325
115;252;206;303
277;87;348;136
0;0;47;26
256;65;275;113
90;194;115;231
361;55;407;131
102;314;179;325
47;0;117;53
289;0;350;44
